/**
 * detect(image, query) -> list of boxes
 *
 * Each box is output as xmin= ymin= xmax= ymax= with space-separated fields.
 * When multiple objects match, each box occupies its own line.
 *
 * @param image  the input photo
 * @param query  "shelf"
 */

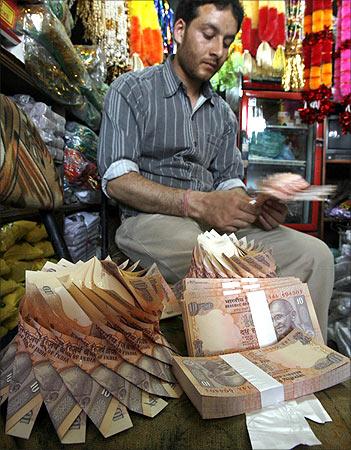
xmin=326 ymin=159 xmax=351 ymax=164
xmin=323 ymin=217 xmax=351 ymax=223
xmin=248 ymin=158 xmax=307 ymax=166
xmin=0 ymin=203 xmax=100 ymax=224
xmin=0 ymin=46 xmax=52 ymax=104
xmin=265 ymin=124 xmax=309 ymax=131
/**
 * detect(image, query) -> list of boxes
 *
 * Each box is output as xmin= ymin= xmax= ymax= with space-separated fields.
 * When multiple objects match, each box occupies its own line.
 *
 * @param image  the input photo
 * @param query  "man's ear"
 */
xmin=173 ymin=19 xmax=186 ymax=45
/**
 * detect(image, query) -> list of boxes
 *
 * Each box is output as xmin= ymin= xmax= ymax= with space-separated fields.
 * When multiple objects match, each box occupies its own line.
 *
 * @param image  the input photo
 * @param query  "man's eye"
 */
xmin=203 ymin=33 xmax=214 ymax=40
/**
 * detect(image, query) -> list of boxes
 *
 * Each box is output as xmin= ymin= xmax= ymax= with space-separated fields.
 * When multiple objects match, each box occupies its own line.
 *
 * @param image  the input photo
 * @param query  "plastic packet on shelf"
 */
xmin=30 ymin=102 xmax=66 ymax=128
xmin=64 ymin=121 xmax=98 ymax=161
xmin=74 ymin=45 xmax=107 ymax=84
xmin=17 ymin=4 xmax=92 ymax=88
xmin=30 ymin=114 xmax=65 ymax=137
xmin=40 ymin=132 xmax=65 ymax=150
xmin=11 ymin=94 xmax=36 ymax=114
xmin=69 ymin=98 xmax=101 ymax=132
xmin=44 ymin=0 xmax=74 ymax=36
xmin=16 ymin=4 xmax=103 ymax=111
xmin=22 ymin=36 xmax=83 ymax=106
xmin=64 ymin=147 xmax=100 ymax=190
xmin=47 ymin=146 xmax=64 ymax=164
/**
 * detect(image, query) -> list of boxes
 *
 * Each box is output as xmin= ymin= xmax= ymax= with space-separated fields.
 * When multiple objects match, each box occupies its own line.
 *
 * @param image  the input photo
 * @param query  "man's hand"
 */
xmin=256 ymin=199 xmax=288 ymax=230
xmin=189 ymin=188 xmax=260 ymax=233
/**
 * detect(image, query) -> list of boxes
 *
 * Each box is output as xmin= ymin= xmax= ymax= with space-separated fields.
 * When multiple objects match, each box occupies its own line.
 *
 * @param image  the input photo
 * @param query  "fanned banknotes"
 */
xmin=1 ymin=257 xmax=181 ymax=444
xmin=186 ymin=229 xmax=277 ymax=279
xmin=172 ymin=329 xmax=350 ymax=419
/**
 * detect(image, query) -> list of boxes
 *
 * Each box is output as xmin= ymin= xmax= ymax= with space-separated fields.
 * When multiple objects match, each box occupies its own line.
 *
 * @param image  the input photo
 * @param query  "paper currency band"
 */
xmin=220 ymin=353 xmax=285 ymax=408
xmin=182 ymin=189 xmax=192 ymax=217
xmin=246 ymin=290 xmax=277 ymax=347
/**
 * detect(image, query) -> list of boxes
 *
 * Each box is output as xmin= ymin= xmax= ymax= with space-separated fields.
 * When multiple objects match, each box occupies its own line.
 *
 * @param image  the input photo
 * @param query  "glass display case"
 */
xmin=240 ymin=90 xmax=323 ymax=233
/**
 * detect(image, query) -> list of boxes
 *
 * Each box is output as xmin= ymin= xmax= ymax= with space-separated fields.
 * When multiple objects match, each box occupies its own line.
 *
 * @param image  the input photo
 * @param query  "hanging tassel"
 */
xmin=272 ymin=45 xmax=286 ymax=74
xmin=282 ymin=40 xmax=305 ymax=91
xmin=256 ymin=41 xmax=273 ymax=68
xmin=242 ymin=49 xmax=253 ymax=74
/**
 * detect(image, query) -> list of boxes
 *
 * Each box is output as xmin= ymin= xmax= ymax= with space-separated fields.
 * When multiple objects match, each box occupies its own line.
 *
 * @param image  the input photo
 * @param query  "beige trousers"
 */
xmin=116 ymin=214 xmax=334 ymax=341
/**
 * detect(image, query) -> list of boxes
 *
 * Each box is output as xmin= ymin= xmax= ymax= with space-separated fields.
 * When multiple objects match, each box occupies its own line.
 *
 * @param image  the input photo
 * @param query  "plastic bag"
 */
xmin=64 ymin=121 xmax=99 ymax=161
xmin=44 ymin=0 xmax=74 ymax=36
xmin=23 ymin=36 xmax=83 ymax=106
xmin=64 ymin=148 xmax=100 ymax=190
xmin=70 ymin=98 xmax=102 ymax=131
xmin=75 ymin=45 xmax=107 ymax=84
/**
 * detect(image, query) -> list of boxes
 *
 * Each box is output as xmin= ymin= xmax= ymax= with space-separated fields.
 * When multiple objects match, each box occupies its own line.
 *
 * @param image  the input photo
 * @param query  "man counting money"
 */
xmin=98 ymin=0 xmax=333 ymax=341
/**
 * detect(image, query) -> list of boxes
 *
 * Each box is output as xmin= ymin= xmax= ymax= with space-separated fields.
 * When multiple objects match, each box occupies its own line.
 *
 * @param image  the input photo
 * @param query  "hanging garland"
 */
xmin=241 ymin=1 xmax=286 ymax=79
xmin=76 ymin=0 xmax=130 ymax=82
xmin=333 ymin=0 xmax=351 ymax=134
xmin=299 ymin=0 xmax=334 ymax=123
xmin=128 ymin=0 xmax=164 ymax=67
xmin=282 ymin=0 xmax=305 ymax=91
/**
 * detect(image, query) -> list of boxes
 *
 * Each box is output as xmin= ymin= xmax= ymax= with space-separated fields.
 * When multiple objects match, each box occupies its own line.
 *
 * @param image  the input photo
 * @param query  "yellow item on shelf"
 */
xmin=33 ymin=241 xmax=55 ymax=258
xmin=0 ymin=258 xmax=10 ymax=276
xmin=0 ymin=326 xmax=8 ymax=338
xmin=1 ymin=285 xmax=25 ymax=309
xmin=2 ymin=311 xmax=19 ymax=331
xmin=0 ymin=220 xmax=37 ymax=252
xmin=6 ymin=260 xmax=45 ymax=283
xmin=3 ymin=242 xmax=44 ymax=261
xmin=0 ymin=278 xmax=19 ymax=297
xmin=25 ymin=223 xmax=48 ymax=243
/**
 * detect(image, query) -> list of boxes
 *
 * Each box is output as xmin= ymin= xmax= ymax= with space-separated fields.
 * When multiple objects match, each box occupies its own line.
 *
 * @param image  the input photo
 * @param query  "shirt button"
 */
xmin=194 ymin=141 xmax=197 ymax=146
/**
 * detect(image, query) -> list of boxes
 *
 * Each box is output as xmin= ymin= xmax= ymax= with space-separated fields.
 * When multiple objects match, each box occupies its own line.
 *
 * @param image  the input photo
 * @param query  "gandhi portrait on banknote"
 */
xmin=183 ymin=359 xmax=246 ymax=389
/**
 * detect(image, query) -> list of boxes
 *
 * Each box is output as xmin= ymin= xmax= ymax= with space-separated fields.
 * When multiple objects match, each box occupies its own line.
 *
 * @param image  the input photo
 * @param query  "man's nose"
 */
xmin=210 ymin=37 xmax=225 ymax=58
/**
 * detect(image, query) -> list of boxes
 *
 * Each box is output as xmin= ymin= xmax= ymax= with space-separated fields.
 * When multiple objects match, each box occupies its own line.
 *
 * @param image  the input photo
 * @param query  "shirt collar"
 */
xmin=162 ymin=56 xmax=215 ymax=105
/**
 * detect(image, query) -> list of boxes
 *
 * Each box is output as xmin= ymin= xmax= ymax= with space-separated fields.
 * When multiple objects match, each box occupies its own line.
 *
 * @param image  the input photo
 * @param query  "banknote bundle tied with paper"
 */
xmin=172 ymin=330 xmax=350 ymax=419
xmin=0 ymin=257 xmax=182 ymax=444
xmin=174 ymin=230 xmax=350 ymax=420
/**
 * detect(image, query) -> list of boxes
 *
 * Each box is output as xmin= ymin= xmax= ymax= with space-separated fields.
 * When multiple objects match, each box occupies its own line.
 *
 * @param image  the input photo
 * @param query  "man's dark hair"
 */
xmin=174 ymin=0 xmax=244 ymax=30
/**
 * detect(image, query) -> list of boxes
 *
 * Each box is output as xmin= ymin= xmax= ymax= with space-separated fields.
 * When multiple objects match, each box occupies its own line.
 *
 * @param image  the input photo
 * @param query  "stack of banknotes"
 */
xmin=0 ymin=257 xmax=182 ymax=444
xmin=172 ymin=329 xmax=350 ymax=419
xmin=186 ymin=229 xmax=277 ymax=279
xmin=181 ymin=276 xmax=323 ymax=356
xmin=173 ymin=230 xmax=350 ymax=419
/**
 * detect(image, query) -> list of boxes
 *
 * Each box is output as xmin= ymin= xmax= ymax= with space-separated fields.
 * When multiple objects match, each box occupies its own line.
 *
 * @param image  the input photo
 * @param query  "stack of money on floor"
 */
xmin=0 ymin=257 xmax=182 ymax=444
xmin=174 ymin=230 xmax=350 ymax=419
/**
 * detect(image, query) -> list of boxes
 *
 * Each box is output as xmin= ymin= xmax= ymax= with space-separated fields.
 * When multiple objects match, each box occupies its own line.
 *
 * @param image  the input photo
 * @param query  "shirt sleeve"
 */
xmin=97 ymin=76 xmax=143 ymax=180
xmin=209 ymin=101 xmax=245 ymax=190
xmin=101 ymin=159 xmax=139 ymax=197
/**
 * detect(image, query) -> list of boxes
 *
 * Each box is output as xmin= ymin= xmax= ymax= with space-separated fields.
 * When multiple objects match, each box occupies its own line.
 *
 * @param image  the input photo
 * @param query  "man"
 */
xmin=98 ymin=0 xmax=333 ymax=341
xmin=183 ymin=358 xmax=246 ymax=388
xmin=269 ymin=299 xmax=298 ymax=340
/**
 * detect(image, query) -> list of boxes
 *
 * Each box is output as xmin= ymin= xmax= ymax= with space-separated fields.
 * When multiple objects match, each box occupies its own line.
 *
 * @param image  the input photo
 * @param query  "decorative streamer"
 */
xmin=299 ymin=0 xmax=335 ymax=124
xmin=76 ymin=0 xmax=130 ymax=82
xmin=282 ymin=0 xmax=305 ymax=91
xmin=334 ymin=0 xmax=351 ymax=133
xmin=128 ymin=0 xmax=164 ymax=66
xmin=242 ymin=0 xmax=286 ymax=79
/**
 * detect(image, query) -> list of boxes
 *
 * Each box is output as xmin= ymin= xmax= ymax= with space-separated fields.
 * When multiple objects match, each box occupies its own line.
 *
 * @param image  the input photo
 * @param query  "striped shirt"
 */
xmin=97 ymin=56 xmax=245 ymax=219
